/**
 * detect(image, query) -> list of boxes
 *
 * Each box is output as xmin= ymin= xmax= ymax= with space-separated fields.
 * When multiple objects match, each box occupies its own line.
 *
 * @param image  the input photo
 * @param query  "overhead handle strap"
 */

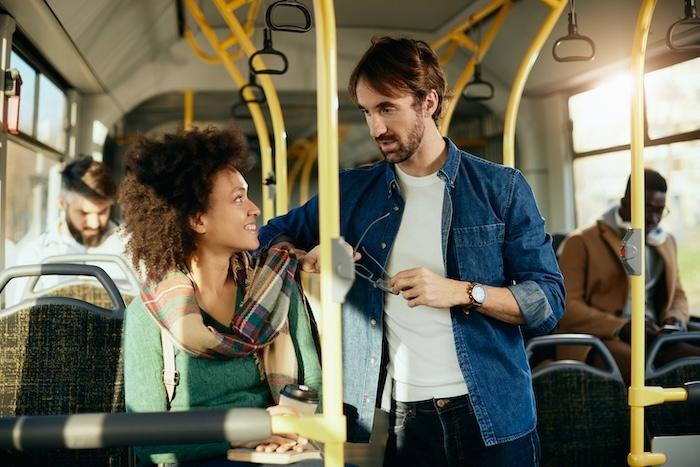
xmin=462 ymin=63 xmax=495 ymax=101
xmin=239 ymin=71 xmax=266 ymax=105
xmin=666 ymin=0 xmax=700 ymax=51
xmin=552 ymin=0 xmax=596 ymax=62
xmin=265 ymin=0 xmax=312 ymax=33
xmin=230 ymin=101 xmax=253 ymax=120
xmin=249 ymin=28 xmax=289 ymax=75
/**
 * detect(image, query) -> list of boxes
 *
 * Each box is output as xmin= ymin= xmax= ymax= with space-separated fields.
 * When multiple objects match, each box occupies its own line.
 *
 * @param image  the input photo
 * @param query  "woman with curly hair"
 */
xmin=120 ymin=126 xmax=321 ymax=466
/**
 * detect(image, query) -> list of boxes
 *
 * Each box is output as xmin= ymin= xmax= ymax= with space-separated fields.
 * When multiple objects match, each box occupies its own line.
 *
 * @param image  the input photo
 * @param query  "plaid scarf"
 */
xmin=141 ymin=247 xmax=302 ymax=402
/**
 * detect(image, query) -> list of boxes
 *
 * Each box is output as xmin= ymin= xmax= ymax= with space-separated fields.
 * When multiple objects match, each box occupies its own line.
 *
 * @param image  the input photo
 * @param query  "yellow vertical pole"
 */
xmin=184 ymin=0 xmax=275 ymax=222
xmin=502 ymin=0 xmax=566 ymax=167
xmin=627 ymin=2 xmax=663 ymax=466
xmin=213 ymin=0 xmax=289 ymax=216
xmin=183 ymin=90 xmax=194 ymax=131
xmin=314 ymin=0 xmax=345 ymax=465
xmin=438 ymin=0 xmax=512 ymax=134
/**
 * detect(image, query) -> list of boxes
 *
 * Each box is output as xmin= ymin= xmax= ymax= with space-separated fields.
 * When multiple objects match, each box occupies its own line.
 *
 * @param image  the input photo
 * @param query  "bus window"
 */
xmin=3 ymin=140 xmax=61 ymax=266
xmin=645 ymin=57 xmax=700 ymax=139
xmin=568 ymin=75 xmax=632 ymax=154
xmin=36 ymin=75 xmax=68 ymax=152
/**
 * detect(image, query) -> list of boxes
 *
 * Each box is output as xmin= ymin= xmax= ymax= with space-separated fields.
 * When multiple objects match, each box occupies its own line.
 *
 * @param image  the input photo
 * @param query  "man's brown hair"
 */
xmin=348 ymin=36 xmax=448 ymax=124
xmin=61 ymin=156 xmax=117 ymax=202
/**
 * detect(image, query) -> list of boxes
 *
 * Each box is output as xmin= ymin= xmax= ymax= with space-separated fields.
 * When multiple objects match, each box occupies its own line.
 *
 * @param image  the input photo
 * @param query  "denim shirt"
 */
xmin=258 ymin=138 xmax=565 ymax=446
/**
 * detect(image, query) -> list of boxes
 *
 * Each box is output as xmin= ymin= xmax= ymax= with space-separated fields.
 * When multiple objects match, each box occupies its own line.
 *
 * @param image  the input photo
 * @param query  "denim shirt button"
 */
xmin=393 ymin=205 xmax=399 ymax=211
xmin=380 ymin=242 xmax=387 ymax=249
xmin=370 ymin=319 xmax=377 ymax=327
xmin=364 ymin=396 xmax=371 ymax=404
xmin=369 ymin=357 xmax=376 ymax=365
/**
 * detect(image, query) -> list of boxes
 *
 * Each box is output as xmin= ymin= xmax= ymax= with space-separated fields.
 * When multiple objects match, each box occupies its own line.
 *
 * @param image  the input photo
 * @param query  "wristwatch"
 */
xmin=465 ymin=282 xmax=486 ymax=310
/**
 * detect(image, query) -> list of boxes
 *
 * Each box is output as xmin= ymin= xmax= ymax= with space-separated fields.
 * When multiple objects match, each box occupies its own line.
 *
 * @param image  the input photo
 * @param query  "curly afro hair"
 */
xmin=119 ymin=126 xmax=253 ymax=280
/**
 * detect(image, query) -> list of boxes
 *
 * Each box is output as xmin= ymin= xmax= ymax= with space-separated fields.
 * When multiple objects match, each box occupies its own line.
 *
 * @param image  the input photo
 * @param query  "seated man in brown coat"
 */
xmin=558 ymin=168 xmax=698 ymax=383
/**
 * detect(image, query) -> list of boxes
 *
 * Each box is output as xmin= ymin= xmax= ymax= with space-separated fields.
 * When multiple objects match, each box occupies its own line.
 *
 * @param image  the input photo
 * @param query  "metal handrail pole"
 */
xmin=0 ymin=409 xmax=270 ymax=450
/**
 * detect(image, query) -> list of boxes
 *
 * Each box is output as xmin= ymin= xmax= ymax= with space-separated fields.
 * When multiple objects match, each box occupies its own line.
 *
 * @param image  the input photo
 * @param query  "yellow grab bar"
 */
xmin=436 ymin=0 xmax=512 ymax=134
xmin=502 ymin=0 xmax=566 ymax=168
xmin=184 ymin=0 xmax=275 ymax=222
xmin=213 ymin=0 xmax=289 ymax=216
xmin=183 ymin=90 xmax=194 ymax=131
xmin=627 ymin=2 xmax=673 ymax=466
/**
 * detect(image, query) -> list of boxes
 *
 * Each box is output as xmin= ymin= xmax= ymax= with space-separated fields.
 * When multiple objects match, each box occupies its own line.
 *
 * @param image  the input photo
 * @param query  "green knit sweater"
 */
xmin=123 ymin=285 xmax=321 ymax=464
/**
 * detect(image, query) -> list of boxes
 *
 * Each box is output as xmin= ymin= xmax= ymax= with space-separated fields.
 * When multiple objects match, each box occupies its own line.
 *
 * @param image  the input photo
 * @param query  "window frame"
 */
xmin=568 ymin=51 xmax=700 ymax=160
xmin=11 ymin=32 xmax=71 ymax=156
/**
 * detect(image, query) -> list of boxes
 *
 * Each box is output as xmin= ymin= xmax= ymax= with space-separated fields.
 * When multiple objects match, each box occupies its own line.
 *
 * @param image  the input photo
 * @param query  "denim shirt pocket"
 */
xmin=452 ymin=223 xmax=505 ymax=282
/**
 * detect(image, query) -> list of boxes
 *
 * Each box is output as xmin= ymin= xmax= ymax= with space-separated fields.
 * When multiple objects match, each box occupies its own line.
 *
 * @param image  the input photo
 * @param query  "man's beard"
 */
xmin=376 ymin=115 xmax=425 ymax=164
xmin=66 ymin=215 xmax=103 ymax=247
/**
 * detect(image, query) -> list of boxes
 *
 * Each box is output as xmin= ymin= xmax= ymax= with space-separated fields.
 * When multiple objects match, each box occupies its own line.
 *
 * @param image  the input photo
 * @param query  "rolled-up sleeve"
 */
xmin=258 ymin=195 xmax=320 ymax=252
xmin=503 ymin=171 xmax=565 ymax=335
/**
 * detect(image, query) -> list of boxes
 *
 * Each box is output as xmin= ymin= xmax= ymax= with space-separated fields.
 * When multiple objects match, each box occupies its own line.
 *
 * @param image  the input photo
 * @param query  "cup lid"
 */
xmin=280 ymin=383 xmax=319 ymax=403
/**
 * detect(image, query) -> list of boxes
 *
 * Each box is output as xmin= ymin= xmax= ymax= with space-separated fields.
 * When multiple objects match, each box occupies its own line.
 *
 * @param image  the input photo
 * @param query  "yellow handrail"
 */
xmin=432 ymin=0 xmax=507 ymax=51
xmin=213 ymin=0 xmax=289 ymax=216
xmin=287 ymin=137 xmax=317 ymax=202
xmin=273 ymin=2 xmax=346 ymax=465
xmin=183 ymin=0 xmax=275 ymax=222
xmin=434 ymin=0 xmax=512 ymax=134
xmin=184 ymin=28 xmax=246 ymax=63
xmin=502 ymin=0 xmax=566 ymax=168
xmin=626 ymin=2 xmax=680 ymax=466
xmin=299 ymin=145 xmax=316 ymax=205
xmin=183 ymin=90 xmax=194 ymax=131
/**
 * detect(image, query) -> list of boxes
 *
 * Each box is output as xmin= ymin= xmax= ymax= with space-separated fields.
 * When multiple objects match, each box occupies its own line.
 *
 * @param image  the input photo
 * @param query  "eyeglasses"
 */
xmin=645 ymin=205 xmax=670 ymax=218
xmin=352 ymin=212 xmax=399 ymax=295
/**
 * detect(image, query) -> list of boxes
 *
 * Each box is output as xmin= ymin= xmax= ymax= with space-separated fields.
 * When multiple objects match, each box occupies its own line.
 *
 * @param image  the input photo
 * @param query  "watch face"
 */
xmin=472 ymin=284 xmax=486 ymax=304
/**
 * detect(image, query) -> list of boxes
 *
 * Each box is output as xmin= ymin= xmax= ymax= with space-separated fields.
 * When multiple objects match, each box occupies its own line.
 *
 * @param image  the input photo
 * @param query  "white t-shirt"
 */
xmin=6 ymin=220 xmax=130 ymax=305
xmin=383 ymin=166 xmax=468 ymax=402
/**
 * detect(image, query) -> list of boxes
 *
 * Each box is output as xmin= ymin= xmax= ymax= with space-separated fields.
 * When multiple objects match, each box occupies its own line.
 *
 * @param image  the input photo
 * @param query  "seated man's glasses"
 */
xmin=352 ymin=212 xmax=399 ymax=295
xmin=645 ymin=205 xmax=670 ymax=218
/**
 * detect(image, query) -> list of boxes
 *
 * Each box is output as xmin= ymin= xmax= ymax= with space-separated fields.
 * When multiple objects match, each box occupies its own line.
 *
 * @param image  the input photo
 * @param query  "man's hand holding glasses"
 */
xmin=389 ymin=267 xmax=470 ymax=309
xmin=272 ymin=241 xmax=361 ymax=273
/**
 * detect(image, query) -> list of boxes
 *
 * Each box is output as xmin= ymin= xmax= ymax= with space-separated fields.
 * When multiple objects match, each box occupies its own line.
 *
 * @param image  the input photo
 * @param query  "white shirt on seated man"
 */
xmin=6 ymin=156 xmax=133 ymax=306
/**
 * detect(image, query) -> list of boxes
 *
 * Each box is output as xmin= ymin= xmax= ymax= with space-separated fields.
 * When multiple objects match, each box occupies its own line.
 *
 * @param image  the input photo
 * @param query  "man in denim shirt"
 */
xmin=259 ymin=37 xmax=564 ymax=467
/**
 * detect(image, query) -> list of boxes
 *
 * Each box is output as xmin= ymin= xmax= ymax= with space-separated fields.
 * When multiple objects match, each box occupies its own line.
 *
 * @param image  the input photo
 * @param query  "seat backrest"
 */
xmin=0 ymin=264 xmax=128 ymax=466
xmin=646 ymin=332 xmax=700 ymax=437
xmin=550 ymin=232 xmax=567 ymax=258
xmin=527 ymin=334 xmax=628 ymax=467
xmin=23 ymin=253 xmax=141 ymax=303
xmin=45 ymin=281 xmax=134 ymax=307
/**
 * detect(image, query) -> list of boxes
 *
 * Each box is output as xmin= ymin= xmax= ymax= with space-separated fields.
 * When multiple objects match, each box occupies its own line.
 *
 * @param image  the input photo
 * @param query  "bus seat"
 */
xmin=688 ymin=316 xmax=700 ymax=332
xmin=45 ymin=281 xmax=134 ymax=307
xmin=646 ymin=332 xmax=700 ymax=437
xmin=527 ymin=334 xmax=628 ymax=467
xmin=0 ymin=264 xmax=128 ymax=466
xmin=550 ymin=232 xmax=567 ymax=258
xmin=25 ymin=253 xmax=140 ymax=304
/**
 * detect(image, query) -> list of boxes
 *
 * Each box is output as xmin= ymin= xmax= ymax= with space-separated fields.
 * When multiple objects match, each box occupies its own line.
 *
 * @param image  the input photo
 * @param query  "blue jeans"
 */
xmin=384 ymin=395 xmax=540 ymax=467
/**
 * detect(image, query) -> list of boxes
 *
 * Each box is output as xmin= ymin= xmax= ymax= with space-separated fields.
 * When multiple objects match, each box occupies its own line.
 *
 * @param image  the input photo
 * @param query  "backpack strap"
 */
xmin=160 ymin=329 xmax=179 ymax=410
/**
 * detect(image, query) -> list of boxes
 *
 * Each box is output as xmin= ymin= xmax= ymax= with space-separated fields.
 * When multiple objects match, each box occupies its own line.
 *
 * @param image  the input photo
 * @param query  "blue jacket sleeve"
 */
xmin=503 ymin=171 xmax=565 ymax=335
xmin=258 ymin=195 xmax=321 ymax=252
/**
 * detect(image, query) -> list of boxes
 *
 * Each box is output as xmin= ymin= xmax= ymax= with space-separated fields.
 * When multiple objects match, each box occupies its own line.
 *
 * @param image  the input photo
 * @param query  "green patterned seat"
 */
xmin=0 ymin=264 xmax=128 ymax=466
xmin=528 ymin=334 xmax=628 ymax=467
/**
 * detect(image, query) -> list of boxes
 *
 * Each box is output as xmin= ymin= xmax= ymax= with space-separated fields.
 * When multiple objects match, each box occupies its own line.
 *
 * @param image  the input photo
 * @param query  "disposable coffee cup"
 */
xmin=279 ymin=384 xmax=319 ymax=414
